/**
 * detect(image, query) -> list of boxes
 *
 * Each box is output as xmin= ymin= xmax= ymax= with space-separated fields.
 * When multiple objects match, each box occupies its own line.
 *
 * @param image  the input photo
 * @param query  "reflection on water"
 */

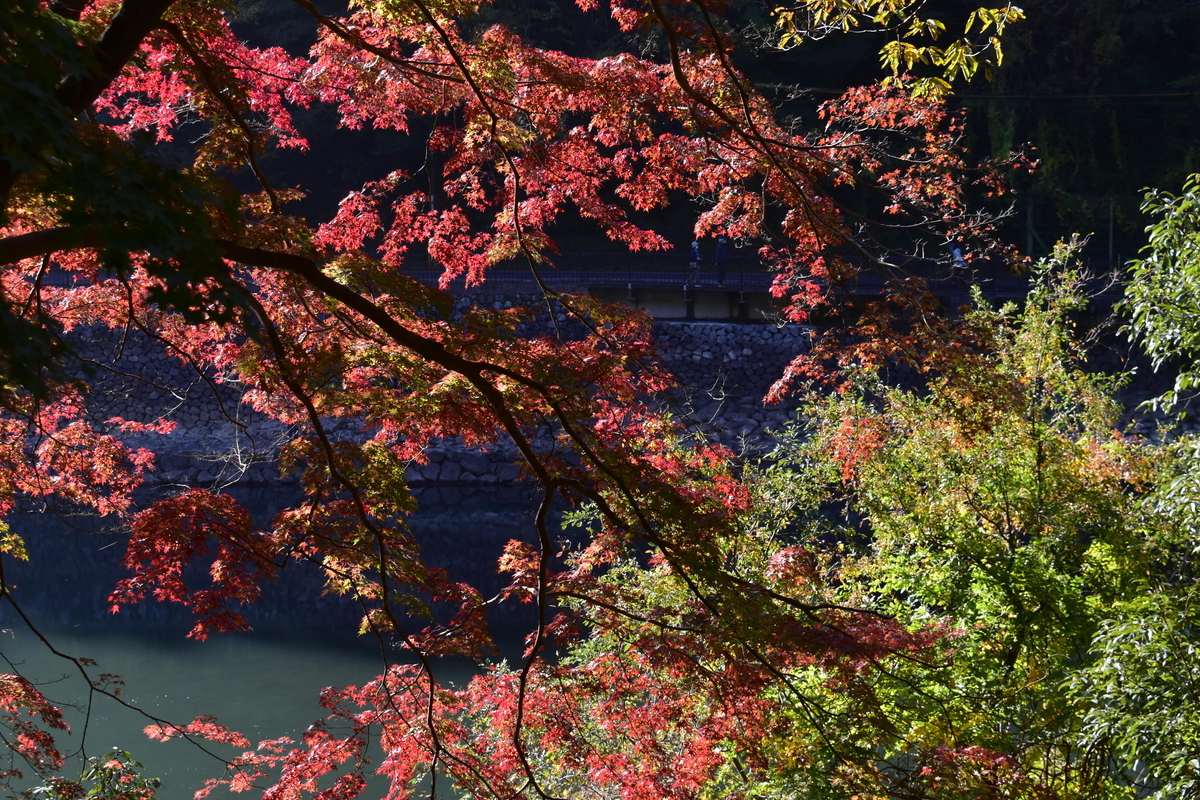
xmin=1 ymin=486 xmax=560 ymax=796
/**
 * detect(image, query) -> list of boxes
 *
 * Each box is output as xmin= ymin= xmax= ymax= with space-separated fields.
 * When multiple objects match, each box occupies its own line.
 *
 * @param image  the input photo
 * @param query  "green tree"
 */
xmin=747 ymin=251 xmax=1175 ymax=797
xmin=1072 ymin=592 xmax=1200 ymax=799
xmin=441 ymin=248 xmax=1200 ymax=799
xmin=1125 ymin=173 xmax=1200 ymax=404
xmin=27 ymin=749 xmax=163 ymax=800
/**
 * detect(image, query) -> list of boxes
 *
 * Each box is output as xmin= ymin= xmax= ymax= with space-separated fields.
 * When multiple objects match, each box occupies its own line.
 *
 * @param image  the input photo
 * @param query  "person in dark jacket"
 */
xmin=715 ymin=234 xmax=729 ymax=285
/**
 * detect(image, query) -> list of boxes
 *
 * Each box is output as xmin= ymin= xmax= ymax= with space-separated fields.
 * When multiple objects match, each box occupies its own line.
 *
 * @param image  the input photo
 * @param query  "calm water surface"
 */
xmin=3 ymin=486 xmax=556 ymax=796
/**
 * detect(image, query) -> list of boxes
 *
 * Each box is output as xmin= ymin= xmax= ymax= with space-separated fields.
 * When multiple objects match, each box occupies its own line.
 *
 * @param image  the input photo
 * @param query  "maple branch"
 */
xmin=114 ymin=277 xmax=258 ymax=481
xmin=549 ymin=590 xmax=704 ymax=632
xmin=0 ymin=228 xmax=644 ymax=545
xmin=286 ymin=0 xmax=466 ymax=86
xmin=158 ymin=21 xmax=280 ymax=213
xmin=393 ymin=6 xmax=691 ymax=560
xmin=219 ymin=251 xmax=658 ymax=793
xmin=403 ymin=0 xmax=574 ymax=348
xmin=225 ymin=277 xmax=473 ymax=786
xmin=56 ymin=0 xmax=178 ymax=114
xmin=670 ymin=7 xmax=992 ymax=382
xmin=216 ymin=242 xmax=720 ymax=798
xmin=647 ymin=0 xmax=951 ymax=309
xmin=647 ymin=0 xmax=816 ymax=160
xmin=512 ymin=482 xmax=568 ymax=800
xmin=642 ymin=0 xmax=906 ymax=332
xmin=19 ymin=254 xmax=50 ymax=319
xmin=216 ymin=241 xmax=608 ymax=505
xmin=0 ymin=227 xmax=89 ymax=265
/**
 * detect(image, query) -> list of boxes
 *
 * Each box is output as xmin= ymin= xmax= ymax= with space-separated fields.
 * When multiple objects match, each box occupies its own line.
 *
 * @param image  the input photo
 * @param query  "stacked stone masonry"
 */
xmin=57 ymin=290 xmax=1185 ymax=489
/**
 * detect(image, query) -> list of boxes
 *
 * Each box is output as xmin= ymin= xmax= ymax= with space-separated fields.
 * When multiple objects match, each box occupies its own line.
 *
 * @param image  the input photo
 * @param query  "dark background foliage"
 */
xmin=230 ymin=0 xmax=1200 ymax=263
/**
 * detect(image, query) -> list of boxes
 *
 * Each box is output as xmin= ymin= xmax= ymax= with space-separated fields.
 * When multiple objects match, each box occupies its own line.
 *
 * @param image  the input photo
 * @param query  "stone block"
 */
xmin=162 ymin=453 xmax=190 ymax=471
xmin=495 ymin=463 xmax=523 ymax=483
xmin=460 ymin=452 xmax=491 ymax=475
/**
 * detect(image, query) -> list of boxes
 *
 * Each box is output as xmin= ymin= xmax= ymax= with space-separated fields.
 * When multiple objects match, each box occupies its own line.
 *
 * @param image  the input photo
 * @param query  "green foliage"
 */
xmin=1065 ymin=427 xmax=1200 ymax=798
xmin=75 ymin=750 xmax=160 ymax=800
xmin=1073 ymin=594 xmax=1200 ymax=800
xmin=752 ymin=251 xmax=1171 ymax=797
xmin=0 ymin=0 xmax=92 ymax=190
xmin=1125 ymin=173 xmax=1200 ymax=405
xmin=22 ymin=748 xmax=160 ymax=800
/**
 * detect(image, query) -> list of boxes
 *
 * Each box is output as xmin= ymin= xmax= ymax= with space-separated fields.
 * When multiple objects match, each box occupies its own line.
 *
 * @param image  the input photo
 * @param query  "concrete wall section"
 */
xmin=590 ymin=286 xmax=786 ymax=321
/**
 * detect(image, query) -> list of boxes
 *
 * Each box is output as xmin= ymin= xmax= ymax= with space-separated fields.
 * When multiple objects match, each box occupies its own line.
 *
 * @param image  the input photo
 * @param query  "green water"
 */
xmin=1 ymin=624 xmax=396 ymax=795
xmin=1 ymin=486 xmax=555 ymax=797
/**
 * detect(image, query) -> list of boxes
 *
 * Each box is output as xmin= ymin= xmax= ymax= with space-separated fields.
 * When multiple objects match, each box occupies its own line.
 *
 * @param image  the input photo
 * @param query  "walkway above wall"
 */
xmin=411 ymin=255 xmax=1128 ymax=321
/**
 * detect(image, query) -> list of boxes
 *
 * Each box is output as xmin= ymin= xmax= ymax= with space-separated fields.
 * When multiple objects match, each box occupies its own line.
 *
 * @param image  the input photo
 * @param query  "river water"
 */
xmin=2 ymin=486 xmax=558 ymax=797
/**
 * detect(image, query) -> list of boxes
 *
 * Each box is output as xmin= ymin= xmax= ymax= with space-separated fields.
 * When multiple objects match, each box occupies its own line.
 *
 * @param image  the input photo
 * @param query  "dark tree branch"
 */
xmin=47 ymin=0 xmax=87 ymax=21
xmin=286 ymin=0 xmax=466 ymax=86
xmin=0 ymin=227 xmax=85 ymax=265
xmin=158 ymin=21 xmax=280 ymax=212
xmin=56 ymin=0 xmax=178 ymax=114
xmin=1 ymin=0 xmax=174 ymax=210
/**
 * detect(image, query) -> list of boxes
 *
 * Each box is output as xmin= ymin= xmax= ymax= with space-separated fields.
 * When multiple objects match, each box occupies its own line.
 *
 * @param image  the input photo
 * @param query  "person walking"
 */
xmin=688 ymin=240 xmax=701 ymax=288
xmin=949 ymin=241 xmax=967 ymax=271
xmin=715 ymin=234 xmax=729 ymax=286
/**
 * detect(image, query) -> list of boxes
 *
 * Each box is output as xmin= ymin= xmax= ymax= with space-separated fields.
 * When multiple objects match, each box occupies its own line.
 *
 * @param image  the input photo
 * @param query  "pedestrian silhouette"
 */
xmin=715 ymin=235 xmax=728 ymax=286
xmin=949 ymin=242 xmax=967 ymax=271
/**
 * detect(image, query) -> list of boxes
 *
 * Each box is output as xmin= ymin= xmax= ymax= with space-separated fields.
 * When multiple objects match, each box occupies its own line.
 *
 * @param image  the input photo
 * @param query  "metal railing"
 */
xmin=408 ymin=252 xmax=1130 ymax=304
xmin=23 ymin=252 xmax=1130 ymax=304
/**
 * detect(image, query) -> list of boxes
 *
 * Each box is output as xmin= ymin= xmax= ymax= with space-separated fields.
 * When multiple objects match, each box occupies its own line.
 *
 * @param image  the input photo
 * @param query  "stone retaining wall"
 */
xmin=62 ymin=295 xmax=817 ymax=488
xmin=58 ymin=290 xmax=1183 ymax=489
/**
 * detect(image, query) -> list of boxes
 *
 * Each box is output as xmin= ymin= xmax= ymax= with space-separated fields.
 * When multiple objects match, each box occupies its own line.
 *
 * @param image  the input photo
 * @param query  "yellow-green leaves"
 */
xmin=965 ymin=5 xmax=1023 ymax=36
xmin=773 ymin=2 xmax=1025 ymax=97
xmin=0 ymin=522 xmax=26 ymax=561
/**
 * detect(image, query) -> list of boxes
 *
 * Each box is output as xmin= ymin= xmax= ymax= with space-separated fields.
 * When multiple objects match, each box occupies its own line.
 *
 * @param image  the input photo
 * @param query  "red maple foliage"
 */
xmin=0 ymin=0 xmax=1026 ymax=794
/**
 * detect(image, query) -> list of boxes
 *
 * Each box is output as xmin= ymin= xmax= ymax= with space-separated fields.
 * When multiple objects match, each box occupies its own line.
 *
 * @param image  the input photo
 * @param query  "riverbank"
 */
xmin=65 ymin=312 xmax=815 ymax=487
xmin=59 ymin=289 xmax=1181 ymax=489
